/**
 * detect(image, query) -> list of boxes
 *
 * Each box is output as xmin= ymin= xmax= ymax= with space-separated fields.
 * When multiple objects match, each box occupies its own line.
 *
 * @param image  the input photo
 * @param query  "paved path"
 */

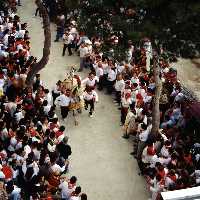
xmin=18 ymin=1 xmax=148 ymax=200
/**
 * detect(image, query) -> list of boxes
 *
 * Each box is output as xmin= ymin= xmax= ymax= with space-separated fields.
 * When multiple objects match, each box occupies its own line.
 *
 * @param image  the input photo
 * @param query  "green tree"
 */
xmin=66 ymin=0 xmax=200 ymax=58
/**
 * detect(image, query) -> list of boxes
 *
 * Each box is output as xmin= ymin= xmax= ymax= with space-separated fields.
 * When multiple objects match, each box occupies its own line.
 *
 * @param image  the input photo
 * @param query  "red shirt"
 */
xmin=55 ymin=131 xmax=63 ymax=138
xmin=2 ymin=165 xmax=13 ymax=180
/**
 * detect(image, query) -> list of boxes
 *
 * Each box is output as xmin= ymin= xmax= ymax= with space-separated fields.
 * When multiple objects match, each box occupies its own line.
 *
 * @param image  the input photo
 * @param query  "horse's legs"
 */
xmin=73 ymin=110 xmax=79 ymax=126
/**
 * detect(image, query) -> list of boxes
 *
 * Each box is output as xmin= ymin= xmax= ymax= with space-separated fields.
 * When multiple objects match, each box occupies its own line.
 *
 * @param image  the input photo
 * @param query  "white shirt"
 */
xmin=51 ymin=163 xmax=65 ymax=174
xmin=115 ymin=79 xmax=125 ymax=92
xmin=47 ymin=141 xmax=56 ymax=152
xmin=0 ymin=78 xmax=5 ymax=89
xmin=116 ymin=65 xmax=125 ymax=73
xmin=17 ymin=29 xmax=26 ymax=38
xmin=121 ymin=97 xmax=131 ymax=108
xmin=63 ymin=33 xmax=74 ymax=45
xmin=139 ymin=129 xmax=149 ymax=142
xmin=149 ymin=177 xmax=164 ymax=200
xmin=24 ymin=145 xmax=31 ymax=159
xmin=79 ymin=46 xmax=88 ymax=58
xmin=70 ymin=196 xmax=80 ymax=200
xmin=102 ymin=63 xmax=109 ymax=74
xmin=14 ymin=111 xmax=24 ymax=122
xmin=44 ymin=93 xmax=52 ymax=105
xmin=107 ymin=69 xmax=116 ymax=81
xmin=82 ymin=77 xmax=98 ymax=87
xmin=83 ymin=90 xmax=98 ymax=102
xmin=87 ymin=45 xmax=92 ymax=54
xmin=44 ymin=105 xmax=51 ymax=114
xmin=3 ymin=34 xmax=9 ymax=46
xmin=144 ymin=95 xmax=152 ymax=103
xmin=55 ymin=94 xmax=71 ymax=107
xmin=59 ymin=181 xmax=76 ymax=199
xmin=160 ymin=145 xmax=170 ymax=158
xmin=95 ymin=67 xmax=103 ymax=78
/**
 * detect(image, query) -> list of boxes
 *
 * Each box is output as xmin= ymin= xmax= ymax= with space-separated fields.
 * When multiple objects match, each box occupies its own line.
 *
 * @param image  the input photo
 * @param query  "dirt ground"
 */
xmin=174 ymin=58 xmax=200 ymax=99
xmin=18 ymin=1 xmax=149 ymax=200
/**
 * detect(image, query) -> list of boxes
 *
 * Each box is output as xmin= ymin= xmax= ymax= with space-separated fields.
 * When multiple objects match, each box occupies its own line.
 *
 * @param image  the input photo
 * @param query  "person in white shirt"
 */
xmin=83 ymin=88 xmax=98 ymax=117
xmin=55 ymin=90 xmax=71 ymax=120
xmin=62 ymin=31 xmax=74 ymax=56
xmin=78 ymin=43 xmax=89 ymax=72
xmin=59 ymin=176 xmax=77 ymax=200
xmin=95 ymin=62 xmax=104 ymax=90
xmin=114 ymin=74 xmax=125 ymax=106
xmin=160 ymin=140 xmax=171 ymax=158
xmin=76 ymin=32 xmax=88 ymax=48
xmin=106 ymin=67 xmax=116 ymax=94
xmin=116 ymin=62 xmax=125 ymax=74
xmin=43 ymin=100 xmax=51 ymax=115
xmin=51 ymin=162 xmax=65 ymax=174
xmin=120 ymin=92 xmax=132 ymax=126
xmin=14 ymin=104 xmax=24 ymax=122
xmin=82 ymin=72 xmax=98 ymax=90
xmin=136 ymin=123 xmax=150 ymax=160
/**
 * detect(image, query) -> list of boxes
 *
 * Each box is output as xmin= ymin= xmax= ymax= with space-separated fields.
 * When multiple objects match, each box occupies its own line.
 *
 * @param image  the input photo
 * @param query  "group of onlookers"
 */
xmin=0 ymin=2 xmax=88 ymax=200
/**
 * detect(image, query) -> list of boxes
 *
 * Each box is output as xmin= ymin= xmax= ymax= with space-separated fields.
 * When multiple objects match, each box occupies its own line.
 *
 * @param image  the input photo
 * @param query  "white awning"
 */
xmin=161 ymin=186 xmax=200 ymax=200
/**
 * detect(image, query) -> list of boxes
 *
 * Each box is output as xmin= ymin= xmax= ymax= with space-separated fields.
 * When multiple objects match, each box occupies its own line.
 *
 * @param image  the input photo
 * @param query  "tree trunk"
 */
xmin=151 ymin=56 xmax=162 ymax=136
xmin=26 ymin=0 xmax=51 ymax=86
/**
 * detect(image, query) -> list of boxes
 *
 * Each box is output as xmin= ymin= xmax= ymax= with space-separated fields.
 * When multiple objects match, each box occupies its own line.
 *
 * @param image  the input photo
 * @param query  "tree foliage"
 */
xmin=65 ymin=0 xmax=200 ymax=59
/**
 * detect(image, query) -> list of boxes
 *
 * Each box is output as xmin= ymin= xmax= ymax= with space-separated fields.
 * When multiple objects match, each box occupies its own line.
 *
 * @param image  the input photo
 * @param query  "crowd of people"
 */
xmin=52 ymin=6 xmax=200 ymax=200
xmin=0 ymin=1 xmax=200 ymax=200
xmin=0 ymin=2 xmax=88 ymax=200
